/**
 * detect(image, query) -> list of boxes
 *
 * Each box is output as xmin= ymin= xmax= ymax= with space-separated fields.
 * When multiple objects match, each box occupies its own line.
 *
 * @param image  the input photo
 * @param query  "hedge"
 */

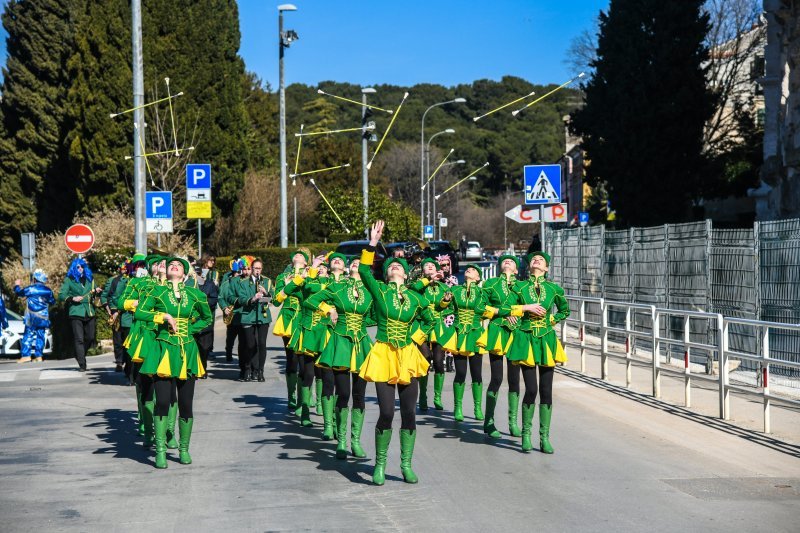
xmin=216 ymin=243 xmax=337 ymax=280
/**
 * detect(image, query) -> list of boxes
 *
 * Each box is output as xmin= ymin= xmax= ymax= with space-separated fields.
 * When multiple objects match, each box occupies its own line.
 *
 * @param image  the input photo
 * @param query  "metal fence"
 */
xmin=546 ymin=218 xmax=800 ymax=378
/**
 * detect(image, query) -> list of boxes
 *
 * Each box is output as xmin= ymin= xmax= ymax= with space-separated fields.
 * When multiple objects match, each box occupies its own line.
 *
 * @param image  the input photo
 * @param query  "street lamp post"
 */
xmin=362 ymin=87 xmax=376 ymax=236
xmin=420 ymin=98 xmax=466 ymax=238
xmin=278 ymin=4 xmax=298 ymax=248
xmin=427 ymin=128 xmax=455 ymax=228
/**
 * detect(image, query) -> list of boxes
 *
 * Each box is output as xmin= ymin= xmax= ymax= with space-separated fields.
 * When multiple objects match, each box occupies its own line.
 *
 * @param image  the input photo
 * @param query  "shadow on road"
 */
xmin=234 ymin=393 xmax=378 ymax=485
xmin=84 ymin=408 xmax=152 ymax=466
xmin=558 ymin=367 xmax=800 ymax=459
xmin=88 ymin=368 xmax=131 ymax=387
xmin=417 ymin=409 xmax=522 ymax=452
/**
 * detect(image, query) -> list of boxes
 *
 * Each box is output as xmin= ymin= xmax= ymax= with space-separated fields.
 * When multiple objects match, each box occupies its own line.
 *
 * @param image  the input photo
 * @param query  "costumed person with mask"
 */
xmin=13 ymin=270 xmax=55 ymax=363
xmin=136 ymin=257 xmax=212 ymax=469
xmin=234 ymin=257 xmax=273 ymax=382
xmin=218 ymin=258 xmax=243 ymax=363
xmin=477 ymin=254 xmax=523 ymax=438
xmin=412 ymin=258 xmax=456 ymax=411
xmin=437 ymin=254 xmax=459 ymax=373
xmin=272 ymin=249 xmax=310 ymax=412
xmin=358 ymin=220 xmax=434 ymax=485
xmin=448 ymin=264 xmax=499 ymax=423
xmin=58 ymin=258 xmax=102 ymax=371
xmin=499 ymin=251 xmax=570 ymax=453
xmin=101 ymin=258 xmax=134 ymax=376
xmin=304 ymin=253 xmax=373 ymax=456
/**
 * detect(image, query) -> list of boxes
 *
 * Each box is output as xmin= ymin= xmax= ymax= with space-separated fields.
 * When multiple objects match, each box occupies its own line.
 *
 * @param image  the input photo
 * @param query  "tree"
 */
xmin=571 ymin=0 xmax=715 ymax=226
xmin=317 ymin=185 xmax=420 ymax=242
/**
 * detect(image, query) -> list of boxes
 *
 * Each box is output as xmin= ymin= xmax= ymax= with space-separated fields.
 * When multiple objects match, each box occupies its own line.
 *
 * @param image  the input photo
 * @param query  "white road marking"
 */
xmin=39 ymin=370 xmax=81 ymax=380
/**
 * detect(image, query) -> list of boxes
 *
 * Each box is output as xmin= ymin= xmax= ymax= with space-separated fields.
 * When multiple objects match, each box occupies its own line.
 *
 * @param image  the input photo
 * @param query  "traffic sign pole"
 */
xmin=540 ymin=205 xmax=545 ymax=253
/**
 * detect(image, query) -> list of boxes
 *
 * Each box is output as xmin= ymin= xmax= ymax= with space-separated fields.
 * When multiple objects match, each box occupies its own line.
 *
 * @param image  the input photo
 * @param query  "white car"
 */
xmin=464 ymin=241 xmax=483 ymax=261
xmin=0 ymin=309 xmax=53 ymax=356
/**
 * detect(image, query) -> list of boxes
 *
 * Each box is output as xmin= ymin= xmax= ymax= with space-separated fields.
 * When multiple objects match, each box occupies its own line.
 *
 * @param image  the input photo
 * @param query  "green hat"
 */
xmin=327 ymin=252 xmax=347 ymax=266
xmin=497 ymin=254 xmax=520 ymax=270
xmin=419 ymin=257 xmax=440 ymax=271
xmin=293 ymin=249 xmax=310 ymax=263
xmin=464 ymin=263 xmax=483 ymax=280
xmin=146 ymin=254 xmax=163 ymax=268
xmin=525 ymin=251 xmax=551 ymax=267
xmin=131 ymin=252 xmax=147 ymax=263
xmin=383 ymin=257 xmax=410 ymax=276
xmin=165 ymin=256 xmax=191 ymax=276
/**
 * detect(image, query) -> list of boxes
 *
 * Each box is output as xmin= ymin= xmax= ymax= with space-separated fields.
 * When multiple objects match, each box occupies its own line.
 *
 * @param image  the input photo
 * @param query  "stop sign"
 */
xmin=64 ymin=224 xmax=95 ymax=254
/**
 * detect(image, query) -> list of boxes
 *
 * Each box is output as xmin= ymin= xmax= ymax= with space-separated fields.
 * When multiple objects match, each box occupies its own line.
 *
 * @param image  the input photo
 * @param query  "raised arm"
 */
xmin=358 ymin=220 xmax=386 ymax=301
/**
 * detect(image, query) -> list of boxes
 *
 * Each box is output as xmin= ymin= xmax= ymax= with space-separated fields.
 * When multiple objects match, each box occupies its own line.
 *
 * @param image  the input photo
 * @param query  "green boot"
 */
xmin=483 ymin=390 xmax=501 ymax=438
xmin=508 ymin=391 xmax=522 ymax=437
xmin=315 ymin=379 xmax=323 ymax=416
xmin=399 ymin=429 xmax=419 ymax=484
xmin=142 ymin=398 xmax=155 ymax=448
xmin=373 ymin=428 xmax=392 ymax=486
xmin=321 ymin=396 xmax=335 ymax=440
xmin=294 ymin=379 xmax=303 ymax=417
xmin=433 ymin=373 xmax=445 ymax=410
xmin=350 ymin=408 xmax=367 ymax=458
xmin=300 ymin=386 xmax=313 ymax=427
xmin=453 ymin=382 xmax=466 ymax=421
xmin=335 ymin=407 xmax=349 ymax=460
xmin=539 ymin=404 xmax=554 ymax=454
xmin=472 ymin=382 xmax=485 ymax=420
xmin=166 ymin=402 xmax=179 ymax=450
xmin=418 ymin=374 xmax=429 ymax=411
xmin=153 ymin=415 xmax=168 ymax=469
xmin=136 ymin=391 xmax=145 ymax=436
xmin=286 ymin=373 xmax=298 ymax=411
xmin=521 ymin=403 xmax=535 ymax=452
xmin=333 ymin=394 xmax=340 ymax=440
xmin=178 ymin=417 xmax=194 ymax=464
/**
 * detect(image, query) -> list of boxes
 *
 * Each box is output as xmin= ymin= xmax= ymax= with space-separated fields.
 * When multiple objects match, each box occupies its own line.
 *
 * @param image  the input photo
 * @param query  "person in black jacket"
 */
xmin=194 ymin=265 xmax=219 ymax=378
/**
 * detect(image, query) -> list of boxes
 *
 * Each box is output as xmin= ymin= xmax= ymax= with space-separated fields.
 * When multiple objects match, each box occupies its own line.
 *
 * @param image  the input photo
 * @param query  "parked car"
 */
xmin=0 ymin=308 xmax=53 ymax=357
xmin=335 ymin=240 xmax=388 ymax=280
xmin=464 ymin=241 xmax=483 ymax=261
xmin=425 ymin=240 xmax=460 ymax=274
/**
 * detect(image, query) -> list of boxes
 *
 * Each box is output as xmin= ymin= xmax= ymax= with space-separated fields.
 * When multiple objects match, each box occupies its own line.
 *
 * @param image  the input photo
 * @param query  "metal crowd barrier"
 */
xmin=557 ymin=294 xmax=800 ymax=434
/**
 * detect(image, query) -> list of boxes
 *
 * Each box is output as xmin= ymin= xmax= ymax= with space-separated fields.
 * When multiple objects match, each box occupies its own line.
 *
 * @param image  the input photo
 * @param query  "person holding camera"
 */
xmin=58 ymin=257 xmax=102 ymax=372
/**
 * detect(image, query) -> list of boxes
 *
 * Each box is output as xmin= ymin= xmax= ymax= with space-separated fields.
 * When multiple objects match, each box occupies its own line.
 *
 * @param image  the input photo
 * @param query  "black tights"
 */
xmin=454 ymin=354 xmax=483 ymax=384
xmin=375 ymin=380 xmax=417 ymax=431
xmin=283 ymin=337 xmax=299 ymax=376
xmin=321 ymin=366 xmax=335 ymax=397
xmin=153 ymin=377 xmax=196 ymax=418
xmin=521 ymin=365 xmax=554 ymax=406
xmin=488 ymin=354 xmax=521 ymax=394
xmin=419 ymin=342 xmax=445 ymax=374
xmin=334 ymin=370 xmax=366 ymax=410
xmin=138 ymin=371 xmax=154 ymax=404
xmin=300 ymin=354 xmax=316 ymax=387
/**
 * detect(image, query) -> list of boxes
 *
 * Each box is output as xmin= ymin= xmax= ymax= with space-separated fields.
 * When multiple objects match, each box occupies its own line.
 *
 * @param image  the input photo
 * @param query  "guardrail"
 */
xmin=557 ymin=295 xmax=800 ymax=434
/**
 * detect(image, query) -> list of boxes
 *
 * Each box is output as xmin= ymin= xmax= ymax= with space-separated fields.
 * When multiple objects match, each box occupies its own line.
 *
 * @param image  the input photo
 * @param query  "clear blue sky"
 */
xmin=0 ymin=0 xmax=608 ymax=87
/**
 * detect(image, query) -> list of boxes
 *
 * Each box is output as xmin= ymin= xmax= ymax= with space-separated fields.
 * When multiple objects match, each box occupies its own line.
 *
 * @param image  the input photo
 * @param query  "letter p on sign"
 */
xmin=152 ymin=196 xmax=164 ymax=211
xmin=186 ymin=164 xmax=211 ymax=190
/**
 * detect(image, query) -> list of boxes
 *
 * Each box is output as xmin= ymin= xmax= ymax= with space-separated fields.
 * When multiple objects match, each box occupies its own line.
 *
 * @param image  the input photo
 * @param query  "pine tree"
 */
xmin=570 ymin=0 xmax=715 ymax=226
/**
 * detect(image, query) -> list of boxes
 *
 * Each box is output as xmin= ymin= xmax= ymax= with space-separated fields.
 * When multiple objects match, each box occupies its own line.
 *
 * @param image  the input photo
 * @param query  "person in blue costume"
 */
xmin=14 ymin=270 xmax=56 ymax=363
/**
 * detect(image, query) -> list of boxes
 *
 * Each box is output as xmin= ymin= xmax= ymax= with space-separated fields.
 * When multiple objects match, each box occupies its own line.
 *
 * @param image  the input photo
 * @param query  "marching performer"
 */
xmin=136 ymin=257 xmax=212 ymax=468
xmin=499 ymin=251 xmax=570 ymax=453
xmin=478 ymin=254 xmax=523 ymax=438
xmin=449 ymin=264 xmax=498 ymax=422
xmin=13 ymin=270 xmax=55 ymax=363
xmin=304 ymin=254 xmax=373 ymax=458
xmin=358 ymin=220 xmax=433 ymax=485
xmin=58 ymin=257 xmax=102 ymax=371
xmin=218 ymin=258 xmax=243 ymax=363
xmin=313 ymin=261 xmax=332 ymax=417
xmin=234 ymin=258 xmax=273 ymax=382
xmin=101 ymin=259 xmax=132 ymax=376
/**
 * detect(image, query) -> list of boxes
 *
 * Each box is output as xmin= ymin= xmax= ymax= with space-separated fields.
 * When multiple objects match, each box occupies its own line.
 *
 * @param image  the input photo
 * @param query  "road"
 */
xmin=0 ymin=316 xmax=798 ymax=532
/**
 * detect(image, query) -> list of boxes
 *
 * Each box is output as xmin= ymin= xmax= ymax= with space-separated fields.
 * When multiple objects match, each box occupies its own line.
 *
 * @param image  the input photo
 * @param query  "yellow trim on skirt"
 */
xmin=272 ymin=314 xmax=294 ymax=338
xmin=358 ymin=341 xmax=430 ymax=385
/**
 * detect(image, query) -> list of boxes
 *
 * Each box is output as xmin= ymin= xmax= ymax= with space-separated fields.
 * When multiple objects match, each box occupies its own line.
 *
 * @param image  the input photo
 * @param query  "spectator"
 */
xmin=14 ymin=270 xmax=55 ymax=363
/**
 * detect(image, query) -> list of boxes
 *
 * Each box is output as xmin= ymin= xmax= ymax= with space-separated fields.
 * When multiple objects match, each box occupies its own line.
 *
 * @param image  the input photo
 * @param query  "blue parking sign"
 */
xmin=186 ymin=164 xmax=211 ymax=189
xmin=424 ymin=225 xmax=434 ymax=239
xmin=146 ymin=191 xmax=172 ymax=219
xmin=579 ymin=212 xmax=589 ymax=224
xmin=523 ymin=164 xmax=561 ymax=205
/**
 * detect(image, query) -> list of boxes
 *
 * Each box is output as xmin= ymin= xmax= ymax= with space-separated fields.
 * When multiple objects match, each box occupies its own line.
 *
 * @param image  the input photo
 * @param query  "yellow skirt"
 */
xmin=476 ymin=325 xmax=514 ymax=355
xmin=358 ymin=341 xmax=430 ymax=385
xmin=272 ymin=314 xmax=294 ymax=338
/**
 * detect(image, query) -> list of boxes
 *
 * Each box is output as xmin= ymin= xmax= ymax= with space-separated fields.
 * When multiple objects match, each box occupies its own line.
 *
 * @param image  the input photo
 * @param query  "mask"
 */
xmin=135 ymin=267 xmax=148 ymax=278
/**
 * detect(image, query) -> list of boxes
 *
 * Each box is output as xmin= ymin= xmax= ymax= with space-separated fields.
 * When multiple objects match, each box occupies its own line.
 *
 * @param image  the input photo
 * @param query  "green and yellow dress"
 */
xmin=119 ymin=276 xmax=164 ymax=364
xmin=357 ymin=249 xmax=433 ymax=385
xmin=478 ymin=274 xmax=520 ymax=355
xmin=272 ymin=266 xmax=303 ymax=338
xmin=500 ymin=276 xmax=570 ymax=367
xmin=305 ymin=276 xmax=374 ymax=372
xmin=450 ymin=282 xmax=497 ymax=355
xmin=282 ymin=269 xmax=330 ymax=356
xmin=416 ymin=281 xmax=457 ymax=352
xmin=136 ymin=282 xmax=213 ymax=379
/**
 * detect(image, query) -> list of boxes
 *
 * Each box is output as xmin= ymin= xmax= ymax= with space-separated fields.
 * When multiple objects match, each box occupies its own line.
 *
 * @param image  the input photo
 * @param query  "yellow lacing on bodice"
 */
xmin=289 ymin=296 xmax=300 ymax=308
xmin=457 ymin=308 xmax=476 ymax=327
xmin=386 ymin=317 xmax=410 ymax=342
xmin=344 ymin=312 xmax=364 ymax=332
xmin=169 ymin=317 xmax=190 ymax=338
xmin=530 ymin=318 xmax=547 ymax=328
xmin=311 ymin=311 xmax=324 ymax=327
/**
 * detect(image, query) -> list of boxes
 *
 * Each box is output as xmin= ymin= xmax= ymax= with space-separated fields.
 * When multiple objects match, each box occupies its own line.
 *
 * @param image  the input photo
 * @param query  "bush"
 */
xmin=216 ymin=243 xmax=334 ymax=280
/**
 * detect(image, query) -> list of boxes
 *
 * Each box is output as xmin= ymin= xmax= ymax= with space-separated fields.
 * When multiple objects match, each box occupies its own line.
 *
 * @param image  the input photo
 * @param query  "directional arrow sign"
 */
xmin=505 ymin=204 xmax=569 ymax=224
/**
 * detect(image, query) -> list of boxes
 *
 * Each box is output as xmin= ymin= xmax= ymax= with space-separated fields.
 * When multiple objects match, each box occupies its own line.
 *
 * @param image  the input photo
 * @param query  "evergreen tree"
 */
xmin=570 ymin=0 xmax=715 ymax=226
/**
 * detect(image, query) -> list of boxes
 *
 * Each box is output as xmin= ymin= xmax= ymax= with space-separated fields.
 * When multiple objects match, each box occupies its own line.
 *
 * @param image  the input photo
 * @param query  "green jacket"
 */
xmin=234 ymin=275 xmax=274 ymax=325
xmin=498 ymin=277 xmax=570 ymax=337
xmin=482 ymin=275 xmax=521 ymax=332
xmin=58 ymin=277 xmax=98 ymax=318
xmin=101 ymin=274 xmax=132 ymax=328
xmin=218 ymin=275 xmax=241 ymax=310
xmin=304 ymin=276 xmax=373 ymax=341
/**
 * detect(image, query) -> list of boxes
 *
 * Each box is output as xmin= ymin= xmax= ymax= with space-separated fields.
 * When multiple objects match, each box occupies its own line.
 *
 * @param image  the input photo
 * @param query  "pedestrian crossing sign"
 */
xmin=523 ymin=164 xmax=561 ymax=205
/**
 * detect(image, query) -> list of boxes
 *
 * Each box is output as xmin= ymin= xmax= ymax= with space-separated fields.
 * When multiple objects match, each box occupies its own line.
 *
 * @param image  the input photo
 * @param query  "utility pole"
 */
xmin=278 ymin=4 xmax=298 ymax=248
xmin=131 ymin=0 xmax=146 ymax=254
xmin=362 ymin=87 xmax=376 ymax=237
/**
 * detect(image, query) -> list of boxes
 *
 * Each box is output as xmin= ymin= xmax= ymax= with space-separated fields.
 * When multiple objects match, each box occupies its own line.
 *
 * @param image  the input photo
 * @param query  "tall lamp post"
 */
xmin=362 ymin=87 xmax=376 ymax=235
xmin=278 ymin=4 xmax=298 ymax=248
xmin=420 ymin=98 xmax=466 ymax=238
xmin=427 ymin=128 xmax=455 ymax=227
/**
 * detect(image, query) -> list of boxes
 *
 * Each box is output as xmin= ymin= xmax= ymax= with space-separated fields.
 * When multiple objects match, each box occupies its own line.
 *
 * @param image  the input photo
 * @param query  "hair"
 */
xmin=67 ymin=257 xmax=93 ymax=282
xmin=251 ymin=258 xmax=263 ymax=267
xmin=201 ymin=252 xmax=216 ymax=265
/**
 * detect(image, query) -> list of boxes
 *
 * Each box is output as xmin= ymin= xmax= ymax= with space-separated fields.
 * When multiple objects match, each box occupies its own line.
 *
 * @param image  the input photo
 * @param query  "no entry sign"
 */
xmin=64 ymin=224 xmax=95 ymax=254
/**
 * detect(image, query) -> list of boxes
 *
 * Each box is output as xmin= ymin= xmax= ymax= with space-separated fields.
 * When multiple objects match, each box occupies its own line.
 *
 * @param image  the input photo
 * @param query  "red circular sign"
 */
xmin=64 ymin=224 xmax=95 ymax=254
